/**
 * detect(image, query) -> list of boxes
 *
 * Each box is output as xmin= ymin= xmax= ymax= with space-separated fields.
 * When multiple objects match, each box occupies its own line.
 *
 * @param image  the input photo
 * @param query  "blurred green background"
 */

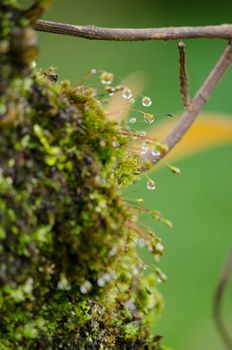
xmin=20 ymin=1 xmax=232 ymax=349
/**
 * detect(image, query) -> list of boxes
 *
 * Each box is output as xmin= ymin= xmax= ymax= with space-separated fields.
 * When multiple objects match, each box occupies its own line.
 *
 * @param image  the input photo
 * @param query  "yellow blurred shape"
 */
xmin=147 ymin=112 xmax=232 ymax=164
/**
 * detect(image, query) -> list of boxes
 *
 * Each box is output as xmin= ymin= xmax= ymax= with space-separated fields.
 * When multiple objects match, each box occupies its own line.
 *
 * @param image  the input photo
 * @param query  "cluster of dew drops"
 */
xmin=88 ymin=69 xmax=173 ymax=191
xmin=90 ymin=68 xmax=153 ymax=108
xmin=76 ymin=70 xmax=169 ymax=296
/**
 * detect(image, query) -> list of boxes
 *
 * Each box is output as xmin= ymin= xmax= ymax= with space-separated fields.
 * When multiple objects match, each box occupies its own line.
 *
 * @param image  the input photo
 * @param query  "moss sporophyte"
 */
xmin=0 ymin=1 xmax=170 ymax=349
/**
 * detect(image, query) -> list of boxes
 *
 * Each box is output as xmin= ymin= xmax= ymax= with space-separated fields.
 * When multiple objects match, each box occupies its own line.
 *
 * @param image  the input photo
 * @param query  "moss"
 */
xmin=0 ymin=1 xmax=165 ymax=349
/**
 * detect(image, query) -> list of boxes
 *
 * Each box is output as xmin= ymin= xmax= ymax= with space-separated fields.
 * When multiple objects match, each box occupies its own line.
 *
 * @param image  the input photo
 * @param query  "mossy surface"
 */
xmin=0 ymin=1 xmax=165 ymax=349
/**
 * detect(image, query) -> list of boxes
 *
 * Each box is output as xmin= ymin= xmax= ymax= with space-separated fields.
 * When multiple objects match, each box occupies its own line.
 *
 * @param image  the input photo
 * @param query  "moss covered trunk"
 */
xmin=0 ymin=2 xmax=164 ymax=349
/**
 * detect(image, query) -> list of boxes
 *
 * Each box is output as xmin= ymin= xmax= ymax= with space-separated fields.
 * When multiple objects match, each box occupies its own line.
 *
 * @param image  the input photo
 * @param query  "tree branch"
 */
xmin=163 ymin=41 xmax=232 ymax=150
xmin=214 ymin=248 xmax=232 ymax=350
xmin=144 ymin=41 xmax=232 ymax=163
xmin=178 ymin=42 xmax=191 ymax=109
xmin=33 ymin=21 xmax=232 ymax=41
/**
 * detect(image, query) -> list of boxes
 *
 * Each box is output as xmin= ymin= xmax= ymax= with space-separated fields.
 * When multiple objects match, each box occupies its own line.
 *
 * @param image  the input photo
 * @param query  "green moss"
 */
xmin=0 ymin=1 xmax=165 ymax=349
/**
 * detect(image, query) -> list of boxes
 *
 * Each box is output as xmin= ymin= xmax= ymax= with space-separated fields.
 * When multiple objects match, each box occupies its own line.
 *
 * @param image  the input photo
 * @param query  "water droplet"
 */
xmin=147 ymin=179 xmax=156 ymax=190
xmin=105 ymin=86 xmax=115 ymax=96
xmin=122 ymin=87 xmax=133 ymax=99
xmin=80 ymin=280 xmax=92 ymax=294
xmin=141 ymin=142 xmax=149 ymax=152
xmin=93 ymin=175 xmax=103 ymax=186
xmin=91 ymin=68 xmax=97 ymax=74
xmin=125 ymin=299 xmax=136 ymax=311
xmin=109 ymin=246 xmax=117 ymax=256
xmin=132 ymin=266 xmax=139 ymax=275
xmin=102 ymin=273 xmax=111 ymax=282
xmin=140 ymin=149 xmax=147 ymax=156
xmin=57 ymin=274 xmax=70 ymax=290
xmin=112 ymin=141 xmax=119 ymax=148
xmin=86 ymin=88 xmax=97 ymax=97
xmin=143 ymin=264 xmax=149 ymax=270
xmin=137 ymin=238 xmax=145 ymax=248
xmin=144 ymin=113 xmax=155 ymax=124
xmin=128 ymin=117 xmax=136 ymax=124
xmin=142 ymin=96 xmax=152 ymax=107
xmin=97 ymin=273 xmax=111 ymax=287
xmin=97 ymin=277 xmax=106 ymax=288
xmin=100 ymin=71 xmax=114 ymax=85
xmin=139 ymin=130 xmax=147 ymax=137
xmin=156 ymin=276 xmax=162 ymax=283
xmin=156 ymin=242 xmax=164 ymax=253
xmin=31 ymin=60 xmax=37 ymax=68
xmin=151 ymin=148 xmax=161 ymax=157
xmin=23 ymin=278 xmax=34 ymax=293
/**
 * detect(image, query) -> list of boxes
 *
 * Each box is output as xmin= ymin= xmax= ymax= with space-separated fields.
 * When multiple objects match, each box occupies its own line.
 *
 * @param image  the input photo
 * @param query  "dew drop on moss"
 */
xmin=128 ymin=117 xmax=136 ymax=124
xmin=100 ymin=71 xmax=114 ymax=85
xmin=31 ymin=60 xmax=37 ymax=68
xmin=112 ymin=141 xmax=119 ymax=148
xmin=109 ymin=247 xmax=117 ymax=256
xmin=151 ymin=148 xmax=161 ymax=157
xmin=141 ymin=142 xmax=149 ymax=152
xmin=147 ymin=179 xmax=156 ymax=190
xmin=137 ymin=238 xmax=145 ymax=248
xmin=122 ymin=87 xmax=133 ymax=99
xmin=142 ymin=96 xmax=152 ymax=107
xmin=156 ymin=242 xmax=164 ymax=253
xmin=97 ymin=277 xmax=106 ymax=287
xmin=132 ymin=266 xmax=140 ymax=275
xmin=105 ymin=86 xmax=115 ymax=96
xmin=144 ymin=113 xmax=154 ymax=124
xmin=139 ymin=130 xmax=147 ymax=137
xmin=80 ymin=281 xmax=92 ymax=294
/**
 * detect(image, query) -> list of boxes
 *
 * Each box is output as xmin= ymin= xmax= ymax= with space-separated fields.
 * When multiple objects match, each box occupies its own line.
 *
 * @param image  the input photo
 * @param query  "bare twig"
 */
xmin=33 ymin=21 xmax=232 ymax=41
xmin=144 ymin=41 xmax=232 ymax=163
xmin=214 ymin=248 xmax=232 ymax=349
xmin=178 ymin=42 xmax=191 ymax=109
xmin=163 ymin=41 xmax=232 ymax=151
xmin=24 ymin=0 xmax=53 ymax=24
